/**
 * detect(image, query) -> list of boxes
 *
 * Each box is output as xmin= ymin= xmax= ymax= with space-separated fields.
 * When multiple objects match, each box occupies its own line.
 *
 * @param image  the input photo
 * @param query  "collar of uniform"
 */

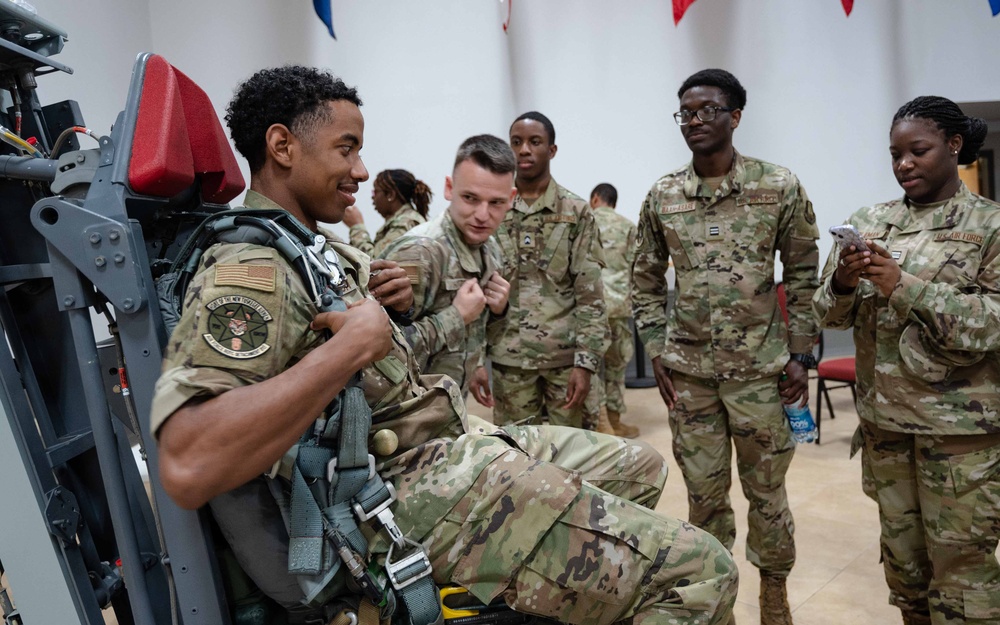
xmin=891 ymin=182 xmax=972 ymax=233
xmin=388 ymin=203 xmax=419 ymax=226
xmin=513 ymin=177 xmax=559 ymax=216
xmin=681 ymin=151 xmax=746 ymax=199
xmin=243 ymin=190 xmax=366 ymax=287
xmin=377 ymin=203 xmax=417 ymax=237
xmin=243 ymin=189 xmax=285 ymax=211
xmin=440 ymin=211 xmax=486 ymax=275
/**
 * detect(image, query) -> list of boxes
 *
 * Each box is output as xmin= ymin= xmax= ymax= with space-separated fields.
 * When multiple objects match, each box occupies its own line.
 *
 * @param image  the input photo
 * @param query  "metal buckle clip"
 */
xmin=327 ymin=453 xmax=377 ymax=484
xmin=385 ymin=537 xmax=433 ymax=591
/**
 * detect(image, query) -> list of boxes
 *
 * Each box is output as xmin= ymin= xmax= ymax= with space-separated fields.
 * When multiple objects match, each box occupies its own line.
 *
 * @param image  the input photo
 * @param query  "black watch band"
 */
xmin=789 ymin=353 xmax=818 ymax=369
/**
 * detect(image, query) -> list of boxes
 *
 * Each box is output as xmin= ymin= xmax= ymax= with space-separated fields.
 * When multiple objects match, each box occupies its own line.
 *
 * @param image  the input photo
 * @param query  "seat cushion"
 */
xmin=818 ymin=357 xmax=856 ymax=382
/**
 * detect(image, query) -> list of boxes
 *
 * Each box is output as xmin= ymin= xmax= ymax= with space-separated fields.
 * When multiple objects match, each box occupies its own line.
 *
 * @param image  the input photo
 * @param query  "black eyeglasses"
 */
xmin=673 ymin=106 xmax=736 ymax=126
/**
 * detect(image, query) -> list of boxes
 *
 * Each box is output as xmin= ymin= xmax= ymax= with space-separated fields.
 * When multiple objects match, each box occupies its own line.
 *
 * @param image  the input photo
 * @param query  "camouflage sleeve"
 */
xmin=383 ymin=239 xmax=467 ymax=366
xmin=631 ymin=193 xmax=671 ymax=356
xmin=888 ymin=227 xmax=1000 ymax=353
xmin=776 ymin=177 xmax=821 ymax=354
xmin=625 ymin=222 xmax=638 ymax=287
xmin=812 ymin=242 xmax=860 ymax=330
xmin=349 ymin=224 xmax=375 ymax=256
xmin=569 ymin=208 xmax=609 ymax=371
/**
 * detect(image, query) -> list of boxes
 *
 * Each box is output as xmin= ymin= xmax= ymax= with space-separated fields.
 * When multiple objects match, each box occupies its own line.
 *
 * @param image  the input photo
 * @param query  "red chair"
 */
xmin=775 ymin=284 xmax=855 ymax=444
xmin=814 ymin=335 xmax=856 ymax=443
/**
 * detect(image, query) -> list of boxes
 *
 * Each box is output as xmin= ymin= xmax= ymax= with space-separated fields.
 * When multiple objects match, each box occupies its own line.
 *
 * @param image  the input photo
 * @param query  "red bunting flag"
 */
xmin=674 ymin=0 xmax=698 ymax=25
xmin=842 ymin=0 xmax=854 ymax=16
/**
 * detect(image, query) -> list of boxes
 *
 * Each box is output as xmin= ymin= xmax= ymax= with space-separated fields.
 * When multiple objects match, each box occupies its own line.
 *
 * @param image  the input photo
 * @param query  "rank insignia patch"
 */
xmin=203 ymin=295 xmax=272 ymax=359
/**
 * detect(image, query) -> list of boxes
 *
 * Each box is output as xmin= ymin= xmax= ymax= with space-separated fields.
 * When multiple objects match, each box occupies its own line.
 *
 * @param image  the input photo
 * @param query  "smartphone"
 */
xmin=829 ymin=225 xmax=869 ymax=252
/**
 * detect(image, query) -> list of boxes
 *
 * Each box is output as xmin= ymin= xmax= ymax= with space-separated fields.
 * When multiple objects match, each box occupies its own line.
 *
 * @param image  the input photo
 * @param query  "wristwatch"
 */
xmin=789 ymin=353 xmax=818 ymax=369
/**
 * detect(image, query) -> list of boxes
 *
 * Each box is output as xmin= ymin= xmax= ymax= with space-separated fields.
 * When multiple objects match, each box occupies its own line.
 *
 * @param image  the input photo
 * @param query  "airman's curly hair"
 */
xmin=225 ymin=66 xmax=362 ymax=173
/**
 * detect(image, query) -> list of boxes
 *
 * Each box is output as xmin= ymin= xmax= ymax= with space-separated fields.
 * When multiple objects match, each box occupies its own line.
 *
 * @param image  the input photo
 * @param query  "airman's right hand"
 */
xmin=651 ymin=356 xmax=678 ymax=410
xmin=453 ymin=279 xmax=487 ymax=325
xmin=311 ymin=299 xmax=392 ymax=365
xmin=832 ymin=244 xmax=872 ymax=294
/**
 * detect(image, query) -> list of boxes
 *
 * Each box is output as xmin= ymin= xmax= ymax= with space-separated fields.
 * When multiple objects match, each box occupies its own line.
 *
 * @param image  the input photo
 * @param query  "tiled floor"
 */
xmin=469 ymin=380 xmax=904 ymax=624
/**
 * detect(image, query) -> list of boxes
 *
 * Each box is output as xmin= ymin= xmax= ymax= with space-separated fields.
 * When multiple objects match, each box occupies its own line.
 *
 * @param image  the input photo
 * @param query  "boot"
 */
xmin=595 ymin=407 xmax=617 ymax=435
xmin=901 ymin=611 xmax=931 ymax=625
xmin=607 ymin=409 xmax=640 ymax=438
xmin=759 ymin=572 xmax=793 ymax=625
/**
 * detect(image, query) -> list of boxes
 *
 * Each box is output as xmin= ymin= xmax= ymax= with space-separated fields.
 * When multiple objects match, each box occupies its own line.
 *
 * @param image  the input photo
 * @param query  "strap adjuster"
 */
xmin=385 ymin=538 xmax=433 ymax=591
xmin=327 ymin=453 xmax=376 ymax=484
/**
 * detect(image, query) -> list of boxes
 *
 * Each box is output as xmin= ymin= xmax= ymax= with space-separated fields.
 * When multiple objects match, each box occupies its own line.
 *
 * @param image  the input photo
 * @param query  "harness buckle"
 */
xmin=385 ymin=537 xmax=433 ymax=591
xmin=327 ymin=453 xmax=377 ymax=484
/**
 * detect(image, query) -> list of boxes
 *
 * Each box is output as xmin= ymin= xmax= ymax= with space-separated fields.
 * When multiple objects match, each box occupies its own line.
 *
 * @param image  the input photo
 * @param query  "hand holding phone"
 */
xmin=829 ymin=225 xmax=869 ymax=252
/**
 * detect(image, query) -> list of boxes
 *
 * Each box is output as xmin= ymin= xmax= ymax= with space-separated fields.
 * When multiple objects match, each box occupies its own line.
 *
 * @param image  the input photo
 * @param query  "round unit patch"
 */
xmin=203 ymin=295 xmax=272 ymax=359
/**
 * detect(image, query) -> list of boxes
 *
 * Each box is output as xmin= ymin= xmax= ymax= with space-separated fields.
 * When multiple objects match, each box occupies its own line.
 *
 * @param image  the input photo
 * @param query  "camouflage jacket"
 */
xmin=593 ymin=205 xmax=637 ymax=319
xmin=632 ymin=153 xmax=820 ymax=381
xmin=381 ymin=211 xmax=505 ymax=394
xmin=151 ymin=191 xmax=465 ymax=453
xmin=813 ymin=183 xmax=1000 ymax=435
xmin=489 ymin=179 xmax=609 ymax=372
xmin=348 ymin=203 xmax=425 ymax=259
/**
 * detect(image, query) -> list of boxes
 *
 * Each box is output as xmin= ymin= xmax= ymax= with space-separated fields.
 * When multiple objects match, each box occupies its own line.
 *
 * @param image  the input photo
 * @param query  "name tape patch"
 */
xmin=934 ymin=231 xmax=984 ymax=245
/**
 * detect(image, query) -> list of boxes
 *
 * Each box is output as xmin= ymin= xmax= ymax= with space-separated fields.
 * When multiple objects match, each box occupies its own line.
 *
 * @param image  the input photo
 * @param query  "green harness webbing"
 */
xmin=159 ymin=209 xmax=442 ymax=625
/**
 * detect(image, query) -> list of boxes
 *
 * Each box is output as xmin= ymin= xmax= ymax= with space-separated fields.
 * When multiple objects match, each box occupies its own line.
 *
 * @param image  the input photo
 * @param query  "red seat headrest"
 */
xmin=128 ymin=55 xmax=244 ymax=204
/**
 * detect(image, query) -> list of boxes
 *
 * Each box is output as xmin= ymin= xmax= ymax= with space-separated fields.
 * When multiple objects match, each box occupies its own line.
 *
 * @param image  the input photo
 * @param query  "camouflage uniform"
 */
xmin=813 ymin=183 xmax=1000 ymax=624
xmin=348 ymin=203 xmax=425 ymax=258
xmin=632 ymin=153 xmax=820 ymax=575
xmin=379 ymin=211 xmax=504 ymax=394
xmin=151 ymin=190 xmax=739 ymax=625
xmin=593 ymin=205 xmax=637 ymax=415
xmin=489 ymin=179 xmax=609 ymax=428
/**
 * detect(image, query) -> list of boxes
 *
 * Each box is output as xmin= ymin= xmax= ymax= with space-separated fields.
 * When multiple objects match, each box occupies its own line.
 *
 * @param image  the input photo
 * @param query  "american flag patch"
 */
xmin=215 ymin=264 xmax=277 ymax=292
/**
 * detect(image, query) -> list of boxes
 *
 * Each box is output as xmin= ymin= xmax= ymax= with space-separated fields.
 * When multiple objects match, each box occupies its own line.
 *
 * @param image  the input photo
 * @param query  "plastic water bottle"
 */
xmin=781 ymin=374 xmax=817 ymax=443
xmin=784 ymin=401 xmax=817 ymax=443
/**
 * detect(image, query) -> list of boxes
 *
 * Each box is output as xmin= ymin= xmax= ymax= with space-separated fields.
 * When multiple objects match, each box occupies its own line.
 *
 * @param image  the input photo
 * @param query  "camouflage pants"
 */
xmin=859 ymin=420 xmax=1000 ymax=624
xmin=669 ymin=371 xmax=796 ymax=575
xmin=600 ymin=316 xmax=634 ymax=414
xmin=390 ymin=423 xmax=738 ymax=625
xmin=492 ymin=363 xmax=601 ymax=430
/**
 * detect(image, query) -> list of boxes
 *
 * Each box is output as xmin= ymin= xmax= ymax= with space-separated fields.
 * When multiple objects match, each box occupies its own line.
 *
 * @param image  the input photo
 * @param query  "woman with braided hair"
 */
xmin=343 ymin=168 xmax=432 ymax=257
xmin=814 ymin=96 xmax=1000 ymax=625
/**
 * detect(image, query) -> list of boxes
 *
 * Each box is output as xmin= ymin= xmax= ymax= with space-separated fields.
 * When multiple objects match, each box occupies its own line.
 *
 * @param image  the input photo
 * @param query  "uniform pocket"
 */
xmin=941 ymin=440 xmax=1000 ymax=543
xmin=964 ymin=589 xmax=1000 ymax=620
xmin=658 ymin=219 xmax=701 ymax=270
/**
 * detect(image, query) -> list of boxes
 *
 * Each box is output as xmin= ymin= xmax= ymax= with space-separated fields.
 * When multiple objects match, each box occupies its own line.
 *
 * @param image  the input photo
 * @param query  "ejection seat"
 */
xmin=2 ymin=51 xmax=243 ymax=625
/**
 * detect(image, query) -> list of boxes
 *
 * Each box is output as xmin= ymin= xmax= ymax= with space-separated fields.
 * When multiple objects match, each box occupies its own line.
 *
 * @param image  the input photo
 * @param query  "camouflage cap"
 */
xmin=897 ymin=322 xmax=984 ymax=383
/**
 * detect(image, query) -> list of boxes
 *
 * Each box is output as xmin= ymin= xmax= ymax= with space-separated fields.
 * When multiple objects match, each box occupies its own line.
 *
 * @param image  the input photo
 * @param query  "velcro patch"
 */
xmin=660 ymin=201 xmax=697 ymax=214
xmin=398 ymin=263 xmax=422 ymax=285
xmin=214 ymin=264 xmax=276 ymax=292
xmin=203 ymin=295 xmax=272 ymax=359
xmin=934 ymin=231 xmax=984 ymax=245
xmin=738 ymin=193 xmax=780 ymax=205
xmin=543 ymin=214 xmax=577 ymax=224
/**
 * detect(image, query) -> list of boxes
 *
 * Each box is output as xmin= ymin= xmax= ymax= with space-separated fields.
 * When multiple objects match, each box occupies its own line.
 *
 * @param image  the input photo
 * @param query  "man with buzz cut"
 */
xmin=380 ymin=135 xmax=515 ymax=394
xmin=471 ymin=111 xmax=610 ymax=432
xmin=153 ymin=65 xmax=738 ymax=625
xmin=589 ymin=182 xmax=641 ymax=438
xmin=632 ymin=68 xmax=820 ymax=625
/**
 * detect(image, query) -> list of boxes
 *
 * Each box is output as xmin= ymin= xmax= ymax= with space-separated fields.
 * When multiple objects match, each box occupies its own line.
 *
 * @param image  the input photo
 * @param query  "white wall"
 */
xmin=28 ymin=0 xmax=1000 ymax=257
